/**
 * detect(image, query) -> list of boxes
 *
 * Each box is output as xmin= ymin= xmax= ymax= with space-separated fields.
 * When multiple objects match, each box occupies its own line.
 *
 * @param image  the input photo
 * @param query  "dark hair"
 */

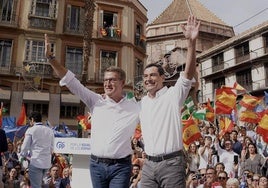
xmin=29 ymin=111 xmax=42 ymax=122
xmin=144 ymin=63 xmax=165 ymax=76
xmin=132 ymin=164 xmax=140 ymax=169
xmin=105 ymin=66 xmax=126 ymax=81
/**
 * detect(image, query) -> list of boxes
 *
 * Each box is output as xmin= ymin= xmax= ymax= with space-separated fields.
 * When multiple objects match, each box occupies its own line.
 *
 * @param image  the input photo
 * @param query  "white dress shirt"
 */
xmin=60 ymin=71 xmax=140 ymax=158
xmin=140 ymin=76 xmax=193 ymax=156
xmin=21 ymin=122 xmax=54 ymax=169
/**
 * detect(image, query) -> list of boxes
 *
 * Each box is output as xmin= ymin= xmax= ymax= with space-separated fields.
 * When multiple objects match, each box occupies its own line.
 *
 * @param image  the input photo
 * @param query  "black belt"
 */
xmin=146 ymin=150 xmax=184 ymax=162
xmin=91 ymin=154 xmax=131 ymax=164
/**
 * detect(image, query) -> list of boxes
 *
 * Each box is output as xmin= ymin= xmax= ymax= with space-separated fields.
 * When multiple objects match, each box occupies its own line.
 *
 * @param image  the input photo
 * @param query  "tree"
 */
xmin=78 ymin=0 xmax=95 ymax=137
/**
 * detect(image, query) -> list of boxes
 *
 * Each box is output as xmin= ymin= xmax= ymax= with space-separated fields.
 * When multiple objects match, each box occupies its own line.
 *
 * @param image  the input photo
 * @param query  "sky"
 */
xmin=139 ymin=0 xmax=268 ymax=34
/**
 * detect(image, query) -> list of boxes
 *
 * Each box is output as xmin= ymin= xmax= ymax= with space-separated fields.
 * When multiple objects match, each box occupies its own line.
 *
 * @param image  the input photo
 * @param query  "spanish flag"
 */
xmin=182 ymin=116 xmax=201 ymax=147
xmin=239 ymin=94 xmax=263 ymax=110
xmin=233 ymin=82 xmax=246 ymax=91
xmin=239 ymin=111 xmax=259 ymax=123
xmin=256 ymin=114 xmax=268 ymax=143
xmin=219 ymin=117 xmax=234 ymax=139
xmin=17 ymin=104 xmax=26 ymax=126
xmin=215 ymin=88 xmax=237 ymax=114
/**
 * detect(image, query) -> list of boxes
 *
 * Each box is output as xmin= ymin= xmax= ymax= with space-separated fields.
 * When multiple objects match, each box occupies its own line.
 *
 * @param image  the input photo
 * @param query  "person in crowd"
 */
xmin=14 ymin=163 xmax=23 ymax=181
xmin=3 ymin=142 xmax=19 ymax=171
xmin=139 ymin=15 xmax=200 ymax=188
xmin=198 ymin=136 xmax=213 ymax=170
xmin=197 ymin=167 xmax=220 ymax=188
xmin=59 ymin=166 xmax=71 ymax=188
xmin=45 ymin=34 xmax=140 ymax=188
xmin=230 ymin=130 xmax=243 ymax=156
xmin=43 ymin=165 xmax=62 ymax=188
xmin=251 ymin=173 xmax=261 ymax=188
xmin=0 ymin=128 xmax=8 ymax=187
xmin=214 ymin=139 xmax=239 ymax=177
xmin=3 ymin=167 xmax=20 ymax=188
xmin=217 ymin=171 xmax=228 ymax=188
xmin=20 ymin=168 xmax=31 ymax=188
xmin=187 ymin=142 xmax=200 ymax=173
xmin=215 ymin=162 xmax=225 ymax=175
xmin=186 ymin=171 xmax=199 ymax=188
xmin=132 ymin=151 xmax=146 ymax=170
xmin=226 ymin=178 xmax=239 ymax=188
xmin=258 ymin=176 xmax=268 ymax=188
xmin=20 ymin=111 xmax=55 ymax=188
xmin=240 ymin=143 xmax=267 ymax=176
xmin=129 ymin=164 xmax=141 ymax=188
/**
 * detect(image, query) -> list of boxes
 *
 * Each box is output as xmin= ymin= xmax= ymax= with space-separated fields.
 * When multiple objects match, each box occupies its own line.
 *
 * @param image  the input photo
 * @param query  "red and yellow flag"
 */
xmin=182 ymin=117 xmax=201 ymax=146
xmin=239 ymin=111 xmax=259 ymax=124
xmin=233 ymin=82 xmax=246 ymax=91
xmin=215 ymin=88 xmax=237 ymax=114
xmin=17 ymin=104 xmax=26 ymax=126
xmin=256 ymin=114 xmax=268 ymax=143
xmin=239 ymin=94 xmax=263 ymax=110
xmin=219 ymin=117 xmax=234 ymax=139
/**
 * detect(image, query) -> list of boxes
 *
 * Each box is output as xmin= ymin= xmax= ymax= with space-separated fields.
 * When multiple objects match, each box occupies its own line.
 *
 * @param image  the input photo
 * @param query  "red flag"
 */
xmin=215 ymin=88 xmax=236 ymax=114
xmin=17 ymin=104 xmax=26 ymax=126
xmin=239 ymin=94 xmax=263 ymax=110
xmin=182 ymin=117 xmax=201 ymax=146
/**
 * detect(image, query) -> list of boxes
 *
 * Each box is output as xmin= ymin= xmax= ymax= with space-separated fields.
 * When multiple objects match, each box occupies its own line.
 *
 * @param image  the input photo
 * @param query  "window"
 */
xmin=236 ymin=69 xmax=252 ymax=91
xmin=100 ymin=10 xmax=118 ymax=28
xmin=212 ymin=53 xmax=224 ymax=72
xmin=135 ymin=22 xmax=145 ymax=49
xmin=263 ymin=33 xmax=268 ymax=53
xmin=65 ymin=4 xmax=84 ymax=33
xmin=65 ymin=46 xmax=83 ymax=75
xmin=100 ymin=50 xmax=117 ymax=79
xmin=30 ymin=0 xmax=57 ymax=18
xmin=29 ymin=0 xmax=57 ymax=29
xmin=235 ymin=42 xmax=249 ymax=63
xmin=25 ymin=40 xmax=52 ymax=62
xmin=0 ymin=0 xmax=17 ymax=23
xmin=32 ymin=103 xmax=48 ymax=116
xmin=212 ymin=77 xmax=225 ymax=91
xmin=60 ymin=105 xmax=79 ymax=118
xmin=0 ymin=39 xmax=12 ymax=69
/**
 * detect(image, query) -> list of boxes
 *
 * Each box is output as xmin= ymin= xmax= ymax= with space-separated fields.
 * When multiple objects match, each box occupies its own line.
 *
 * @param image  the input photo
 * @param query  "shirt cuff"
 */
xmin=59 ymin=70 xmax=75 ymax=86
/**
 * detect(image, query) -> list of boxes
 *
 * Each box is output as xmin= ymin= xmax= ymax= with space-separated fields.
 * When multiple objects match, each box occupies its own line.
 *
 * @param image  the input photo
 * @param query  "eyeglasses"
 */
xmin=218 ymin=176 xmax=227 ymax=180
xmin=253 ymin=179 xmax=259 ymax=182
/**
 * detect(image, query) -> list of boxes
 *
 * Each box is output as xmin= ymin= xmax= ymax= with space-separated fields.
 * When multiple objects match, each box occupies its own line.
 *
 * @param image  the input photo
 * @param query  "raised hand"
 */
xmin=180 ymin=15 xmax=200 ymax=41
xmin=44 ymin=34 xmax=53 ymax=58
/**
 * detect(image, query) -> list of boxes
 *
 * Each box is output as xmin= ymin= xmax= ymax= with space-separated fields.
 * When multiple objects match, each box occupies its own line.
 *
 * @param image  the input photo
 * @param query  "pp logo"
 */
xmin=56 ymin=141 xmax=65 ymax=149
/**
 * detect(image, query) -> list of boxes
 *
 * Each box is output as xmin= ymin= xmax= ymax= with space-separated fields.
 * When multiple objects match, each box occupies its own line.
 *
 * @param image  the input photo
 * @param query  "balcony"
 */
xmin=23 ymin=61 xmax=53 ymax=78
xmin=135 ymin=34 xmax=146 ymax=50
xmin=212 ymin=63 xmax=224 ymax=73
xmin=236 ymin=53 xmax=250 ymax=64
xmin=28 ymin=15 xmax=56 ymax=30
xmin=99 ymin=27 xmax=121 ymax=41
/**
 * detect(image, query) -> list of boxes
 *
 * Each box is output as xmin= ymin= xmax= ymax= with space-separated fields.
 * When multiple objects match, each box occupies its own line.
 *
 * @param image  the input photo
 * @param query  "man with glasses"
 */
xmin=217 ymin=171 xmax=228 ymax=188
xmin=215 ymin=139 xmax=239 ymax=177
xmin=45 ymin=35 xmax=140 ymax=188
